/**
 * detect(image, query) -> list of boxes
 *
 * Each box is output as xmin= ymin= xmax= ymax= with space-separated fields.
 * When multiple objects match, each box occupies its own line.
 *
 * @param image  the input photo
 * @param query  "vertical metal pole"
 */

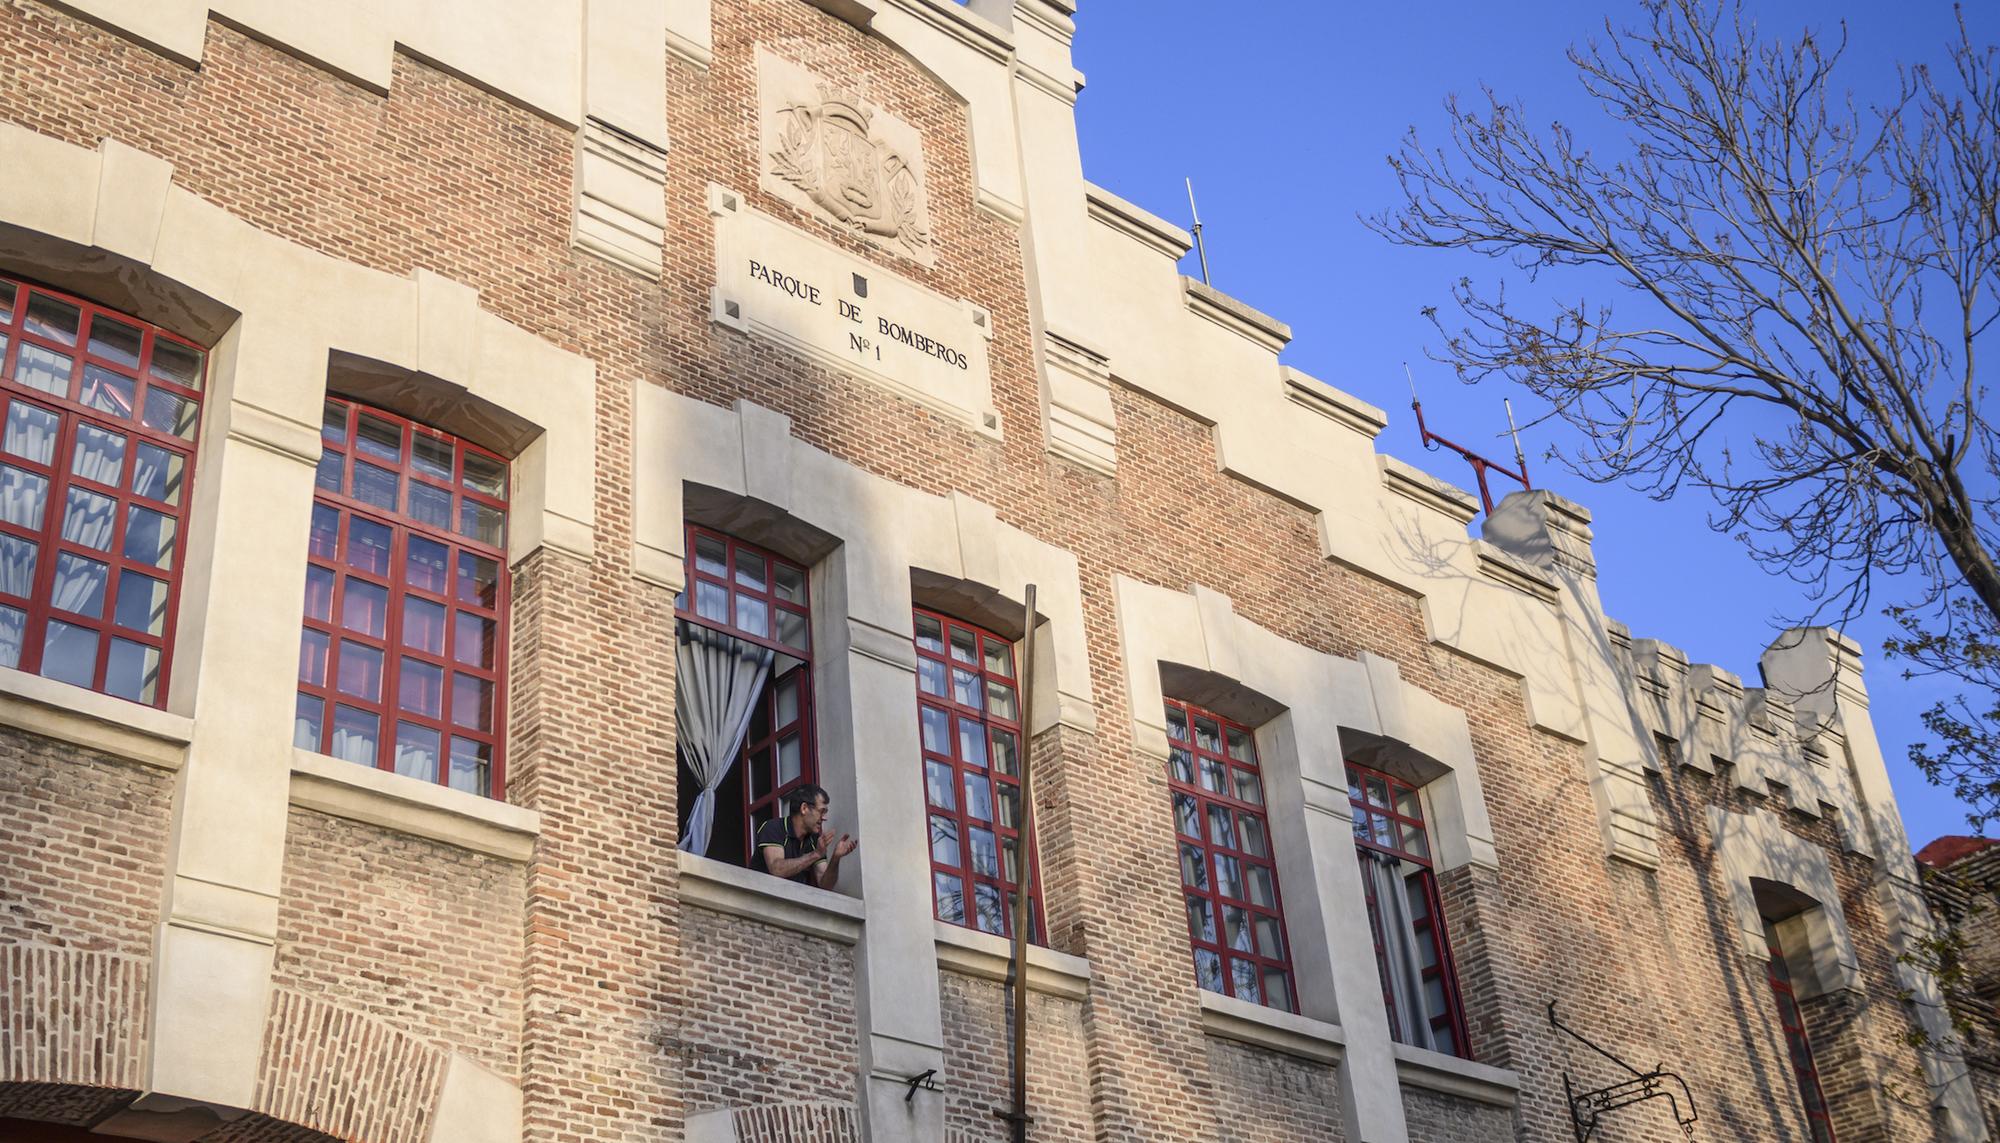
xmin=1504 ymin=398 xmax=1532 ymax=490
xmin=1007 ymin=584 xmax=1038 ymax=1143
xmin=1185 ymin=179 xmax=1211 ymax=285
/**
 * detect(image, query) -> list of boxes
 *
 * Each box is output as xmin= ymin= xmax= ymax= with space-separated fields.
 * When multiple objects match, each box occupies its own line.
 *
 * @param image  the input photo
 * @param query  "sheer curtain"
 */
xmin=675 ymin=620 xmax=774 ymax=857
xmin=1365 ymin=848 xmax=1436 ymax=1051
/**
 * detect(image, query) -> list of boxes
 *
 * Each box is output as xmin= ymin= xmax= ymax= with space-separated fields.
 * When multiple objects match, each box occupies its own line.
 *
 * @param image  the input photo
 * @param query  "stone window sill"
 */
xmin=1198 ymin=989 xmax=1345 ymax=1065
xmin=676 ymin=849 xmax=865 ymax=944
xmin=1392 ymin=1042 xmax=1521 ymax=1107
xmin=288 ymin=748 xmax=541 ymax=862
xmin=933 ymin=920 xmax=1092 ymax=1000
xmin=0 ymin=668 xmax=193 ymax=770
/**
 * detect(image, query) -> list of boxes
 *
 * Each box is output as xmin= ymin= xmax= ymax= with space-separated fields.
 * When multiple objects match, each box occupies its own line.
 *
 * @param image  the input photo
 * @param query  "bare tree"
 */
xmin=1369 ymin=0 xmax=2000 ymax=826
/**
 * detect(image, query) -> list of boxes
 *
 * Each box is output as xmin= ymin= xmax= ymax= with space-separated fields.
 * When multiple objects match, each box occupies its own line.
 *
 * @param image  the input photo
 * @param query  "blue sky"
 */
xmin=1068 ymin=1 xmax=1997 ymax=849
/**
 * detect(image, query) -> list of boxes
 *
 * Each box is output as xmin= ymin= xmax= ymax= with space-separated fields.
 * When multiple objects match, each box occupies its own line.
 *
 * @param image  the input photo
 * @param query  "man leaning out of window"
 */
xmin=755 ymin=784 xmax=857 ymax=889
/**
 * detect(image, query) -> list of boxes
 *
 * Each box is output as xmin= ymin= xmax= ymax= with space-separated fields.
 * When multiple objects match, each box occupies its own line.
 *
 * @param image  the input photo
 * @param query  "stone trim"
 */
xmin=1282 ymin=366 xmax=1386 ymax=438
xmin=1181 ymin=276 xmax=1292 ymax=353
xmin=931 ymin=920 xmax=1091 ymax=1000
xmin=288 ymin=749 xmax=542 ymax=862
xmin=0 ymin=670 xmax=194 ymax=771
xmin=676 ymin=850 xmax=866 ymax=945
xmin=1084 ymin=184 xmax=1191 ymax=260
xmin=1391 ymin=1042 xmax=1521 ymax=1107
xmin=1197 ymin=989 xmax=1345 ymax=1065
xmin=1379 ymin=455 xmax=1480 ymax=525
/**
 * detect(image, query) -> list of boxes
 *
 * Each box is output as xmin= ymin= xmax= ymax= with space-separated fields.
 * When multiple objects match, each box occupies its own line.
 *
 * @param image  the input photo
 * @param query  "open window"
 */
xmin=674 ymin=525 xmax=814 ymax=865
xmin=1167 ymin=698 xmax=1296 ymax=1012
xmin=1347 ymin=759 xmax=1472 ymax=1058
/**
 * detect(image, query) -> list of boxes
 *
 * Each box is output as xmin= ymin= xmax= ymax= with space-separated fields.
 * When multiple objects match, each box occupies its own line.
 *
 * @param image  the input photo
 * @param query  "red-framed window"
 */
xmin=295 ymin=398 xmax=509 ymax=797
xmin=915 ymin=609 xmax=1041 ymax=941
xmin=0 ymin=276 xmax=205 ymax=707
xmin=1349 ymin=762 xmax=1472 ymax=1057
xmin=1168 ymin=700 xmax=1295 ymax=1012
xmin=676 ymin=525 xmax=814 ymax=863
xmin=1766 ymin=924 xmax=1838 ymax=1143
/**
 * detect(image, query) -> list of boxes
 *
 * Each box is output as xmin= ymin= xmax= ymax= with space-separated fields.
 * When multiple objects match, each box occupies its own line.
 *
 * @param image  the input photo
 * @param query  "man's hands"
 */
xmin=813 ymin=822 xmax=858 ymax=889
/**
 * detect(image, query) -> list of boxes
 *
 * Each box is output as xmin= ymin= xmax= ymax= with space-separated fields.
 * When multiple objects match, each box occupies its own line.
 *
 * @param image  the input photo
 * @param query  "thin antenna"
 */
xmin=1186 ymin=178 xmax=1211 ymax=285
xmin=1504 ymin=398 xmax=1530 ymax=486
xmin=1405 ymin=361 xmax=1419 ymax=404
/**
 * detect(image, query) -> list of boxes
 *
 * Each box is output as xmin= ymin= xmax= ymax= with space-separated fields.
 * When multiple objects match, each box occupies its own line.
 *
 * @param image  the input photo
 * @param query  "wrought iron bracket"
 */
xmin=903 ymin=1068 xmax=938 ymax=1103
xmin=1549 ymin=1001 xmax=1699 ymax=1142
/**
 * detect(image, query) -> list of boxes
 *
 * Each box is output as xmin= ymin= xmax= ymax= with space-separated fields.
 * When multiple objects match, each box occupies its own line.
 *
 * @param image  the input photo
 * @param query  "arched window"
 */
xmin=1168 ymin=699 xmax=1295 ymax=1012
xmin=1765 ymin=920 xmax=1838 ymax=1143
xmin=915 ymin=608 xmax=1040 ymax=940
xmin=295 ymin=397 xmax=510 ymax=797
xmin=0 ymin=276 xmax=206 ymax=706
xmin=1348 ymin=760 xmax=1471 ymax=1057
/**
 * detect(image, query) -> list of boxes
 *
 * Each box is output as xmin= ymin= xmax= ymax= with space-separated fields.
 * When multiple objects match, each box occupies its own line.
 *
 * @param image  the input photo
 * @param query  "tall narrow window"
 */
xmin=1168 ymin=700 xmax=1294 ymax=1012
xmin=674 ymin=526 xmax=813 ymax=865
xmin=1766 ymin=923 xmax=1838 ymax=1143
xmin=1349 ymin=761 xmax=1471 ymax=1057
xmin=296 ymin=398 xmax=509 ymax=797
xmin=915 ymin=609 xmax=1040 ymax=940
xmin=0 ymin=276 xmax=205 ymax=706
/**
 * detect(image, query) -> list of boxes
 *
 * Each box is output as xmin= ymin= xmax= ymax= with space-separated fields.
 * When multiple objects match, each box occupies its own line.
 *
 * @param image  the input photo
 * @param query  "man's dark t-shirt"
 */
xmin=754 ymin=818 xmax=823 ymax=885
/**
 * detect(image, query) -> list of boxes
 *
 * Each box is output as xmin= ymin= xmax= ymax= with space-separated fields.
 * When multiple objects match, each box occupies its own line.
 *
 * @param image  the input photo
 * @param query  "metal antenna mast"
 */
xmin=1405 ymin=363 xmax=1533 ymax=514
xmin=1185 ymin=178 xmax=1211 ymax=285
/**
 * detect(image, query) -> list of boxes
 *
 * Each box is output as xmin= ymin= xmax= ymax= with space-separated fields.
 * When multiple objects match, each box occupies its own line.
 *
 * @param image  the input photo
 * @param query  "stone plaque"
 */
xmin=709 ymin=185 xmax=998 ymax=437
xmin=758 ymin=47 xmax=934 ymax=267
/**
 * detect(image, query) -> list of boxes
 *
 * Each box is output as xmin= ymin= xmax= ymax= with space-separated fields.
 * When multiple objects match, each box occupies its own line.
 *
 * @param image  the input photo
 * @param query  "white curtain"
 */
xmin=675 ymin=620 xmax=774 ymax=857
xmin=1366 ymin=849 xmax=1436 ymax=1052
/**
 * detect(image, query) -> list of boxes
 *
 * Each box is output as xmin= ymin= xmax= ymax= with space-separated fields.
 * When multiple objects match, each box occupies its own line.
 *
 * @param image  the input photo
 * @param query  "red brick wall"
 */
xmin=935 ymin=970 xmax=1092 ymax=1143
xmin=1400 ymin=1088 xmax=1512 ymax=1143
xmin=1204 ymin=1038 xmax=1347 ymax=1142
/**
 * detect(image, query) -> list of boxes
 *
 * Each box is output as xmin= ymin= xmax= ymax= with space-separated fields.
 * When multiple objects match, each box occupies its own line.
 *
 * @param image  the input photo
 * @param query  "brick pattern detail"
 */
xmin=0 ymin=732 xmax=170 ymax=957
xmin=1401 ymin=1089 xmax=1515 ymax=1143
xmin=1203 ymin=1038 xmax=1346 ymax=1143
xmin=0 ymin=946 xmax=147 ymax=1091
xmin=665 ymin=906 xmax=859 ymax=1114
xmin=935 ymin=969 xmax=1092 ymax=1143
xmin=272 ymin=808 xmax=525 ymax=1079
xmin=253 ymin=989 xmax=448 ymax=1143
xmin=727 ymin=1101 xmax=858 ymax=1142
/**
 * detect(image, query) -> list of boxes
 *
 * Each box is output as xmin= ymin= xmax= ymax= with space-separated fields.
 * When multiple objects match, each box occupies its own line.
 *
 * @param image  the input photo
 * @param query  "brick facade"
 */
xmin=0 ymin=0 xmax=1975 ymax=1141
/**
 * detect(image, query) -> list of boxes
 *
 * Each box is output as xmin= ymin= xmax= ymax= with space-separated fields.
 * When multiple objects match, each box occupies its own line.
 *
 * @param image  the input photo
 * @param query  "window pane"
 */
xmin=929 ymin=814 xmax=959 ymax=865
xmin=394 ymin=722 xmax=441 ymax=781
xmin=141 ymin=389 xmax=198 ymax=439
xmin=303 ymin=565 xmax=334 ymax=622
xmin=331 ymin=704 xmax=378 ymax=765
xmin=104 ymin=638 xmax=160 ymax=704
xmin=1395 ymin=786 xmax=1423 ymax=821
xmin=1166 ymin=704 xmax=1188 ymax=741
xmin=1246 ymin=865 xmax=1275 ymax=908
xmin=298 ymin=627 xmax=328 ymax=686
xmin=41 ymin=619 xmax=97 ymax=687
xmin=149 ymin=340 xmax=203 ymax=391
xmin=406 ymin=535 xmax=449 ymax=593
xmin=915 ymin=612 xmax=944 ymax=651
xmin=1233 ymin=767 xmax=1263 ymax=806
xmin=352 ymin=461 xmax=398 ymax=510
xmin=1179 ymin=843 xmax=1208 ymax=891
xmin=962 ymin=771 xmax=992 ymax=822
xmin=408 ymin=481 xmax=451 ymax=530
xmin=70 ymin=425 xmax=125 ymax=485
xmin=693 ymin=580 xmax=727 ymax=623
xmin=774 ymin=671 xmax=800 ymax=726
xmin=1225 ymin=725 xmax=1254 ymax=762
xmin=3 ymin=403 xmax=58 ymax=464
xmin=114 ymin=567 xmax=168 ymax=635
xmin=1223 ymin=905 xmax=1252 ymax=952
xmin=956 ymin=716 xmax=987 ymax=767
xmin=934 ymin=872 xmax=964 ymax=924
xmin=14 ymin=344 xmax=72 ymax=396
xmin=0 ymin=465 xmax=47 ymax=530
xmin=1187 ymin=896 xmax=1217 ymax=944
xmin=974 ymin=883 xmax=1005 ymax=934
xmin=461 ymin=451 xmax=505 ymax=496
xmin=1194 ymin=716 xmax=1222 ymax=753
xmin=776 ymin=734 xmax=801 ymax=786
xmin=399 ymin=657 xmax=443 ymax=717
xmin=773 ymin=562 xmax=805 ymax=604
xmin=1194 ymin=948 xmax=1224 ymax=994
xmin=950 ymin=625 xmax=977 ymax=664
xmin=694 ymin=533 xmax=727 ymax=576
xmin=293 ymin=692 xmax=323 ymax=750
xmin=0 ymin=534 xmax=36 ymax=597
xmin=951 ymin=666 xmax=979 ymax=707
xmin=1175 ymin=792 xmax=1200 ymax=837
xmin=341 ymin=579 xmax=388 ymax=637
xmin=1231 ymin=958 xmax=1262 ymax=1005
xmin=986 ymin=680 xmax=1016 ymax=720
xmin=1169 ymin=745 xmax=1194 ymax=784
xmin=458 ymin=499 xmax=503 ymax=547
xmin=336 ymin=641 xmax=383 ymax=701
xmin=1199 ymin=755 xmax=1227 ymax=794
xmin=452 ymin=672 xmax=494 ymax=731
xmin=412 ymin=434 xmax=452 ymax=480
xmin=24 ymin=294 xmax=80 ymax=343
xmin=1238 ymin=814 xmax=1268 ymax=857
xmin=924 ymin=759 xmax=956 ymax=810
xmin=355 ymin=412 xmax=401 ymax=462
xmin=348 ymin=517 xmax=392 ymax=575
xmin=1207 ymin=804 xmax=1237 ymax=849
xmin=321 ymin=400 xmax=348 ymax=445
xmin=969 ymin=826 xmax=998 ymax=877
xmin=1255 ymin=914 xmax=1285 ymax=959
xmin=314 ymin=449 xmax=343 ymax=492
xmin=131 ymin=443 xmax=183 ymax=505
xmin=51 ymin=553 xmax=108 ymax=618
xmin=404 ymin=597 xmax=446 ymax=654
xmin=983 ymin=637 xmax=1012 ymax=677
xmin=454 ymin=614 xmax=496 ymax=668
xmin=989 ymin=727 xmax=1018 ymax=776
xmin=0 ymin=284 xmax=10 ymax=322
xmin=81 ymin=366 xmax=135 ymax=418
xmin=775 ymin=608 xmax=808 ymax=651
xmin=62 ymin=488 xmax=115 ymax=549
xmin=0 ymin=607 xmax=18 ymax=667
xmin=734 ymin=595 xmax=767 ymax=637
xmin=920 ymin=705 xmax=950 ymax=754
xmin=918 ymin=657 xmax=946 ymax=697
xmin=1262 ymin=969 xmax=1293 ymax=1013
xmin=448 ymin=737 xmax=491 ymax=796
xmin=734 ymin=549 xmax=766 ymax=590
xmin=457 ymin=552 xmax=499 ymax=608
xmin=1214 ymin=854 xmax=1245 ymax=900
xmin=995 ymin=783 xmax=1020 ymax=830
xmin=87 ymin=316 xmax=143 ymax=368
xmin=1365 ymin=776 xmax=1391 ymax=808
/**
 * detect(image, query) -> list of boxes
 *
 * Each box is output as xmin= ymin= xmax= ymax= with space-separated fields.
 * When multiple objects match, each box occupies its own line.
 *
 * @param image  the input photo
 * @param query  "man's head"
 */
xmin=787 ymin=784 xmax=830 ymax=834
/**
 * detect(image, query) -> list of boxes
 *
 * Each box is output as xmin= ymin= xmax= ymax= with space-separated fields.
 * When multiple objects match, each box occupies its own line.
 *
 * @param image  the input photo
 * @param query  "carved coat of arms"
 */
xmin=768 ymin=83 xmax=932 ymax=257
